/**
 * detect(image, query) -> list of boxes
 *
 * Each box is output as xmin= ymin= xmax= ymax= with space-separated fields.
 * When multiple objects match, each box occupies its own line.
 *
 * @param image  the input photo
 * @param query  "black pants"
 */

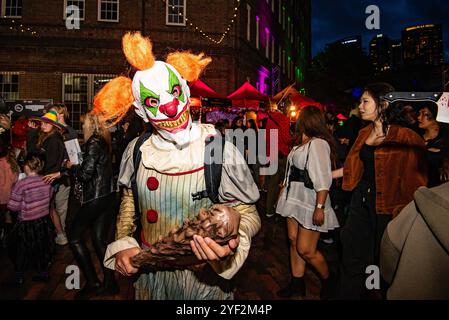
xmin=338 ymin=181 xmax=392 ymax=299
xmin=67 ymin=194 xmax=117 ymax=287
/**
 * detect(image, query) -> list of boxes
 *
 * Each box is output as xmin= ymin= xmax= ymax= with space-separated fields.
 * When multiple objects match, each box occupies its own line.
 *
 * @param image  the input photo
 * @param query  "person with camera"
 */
xmin=276 ymin=106 xmax=340 ymax=299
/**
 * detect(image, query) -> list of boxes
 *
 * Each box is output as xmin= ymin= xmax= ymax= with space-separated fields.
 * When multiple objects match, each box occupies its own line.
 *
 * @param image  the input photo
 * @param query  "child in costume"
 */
xmin=7 ymin=154 xmax=54 ymax=286
xmin=97 ymin=32 xmax=261 ymax=300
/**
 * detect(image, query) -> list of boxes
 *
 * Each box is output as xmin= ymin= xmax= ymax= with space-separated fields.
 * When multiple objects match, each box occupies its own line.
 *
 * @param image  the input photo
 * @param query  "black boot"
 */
xmin=70 ymin=241 xmax=103 ymax=300
xmin=75 ymin=282 xmax=103 ymax=300
xmin=277 ymin=276 xmax=306 ymax=298
xmin=320 ymin=272 xmax=337 ymax=300
xmin=100 ymin=267 xmax=119 ymax=296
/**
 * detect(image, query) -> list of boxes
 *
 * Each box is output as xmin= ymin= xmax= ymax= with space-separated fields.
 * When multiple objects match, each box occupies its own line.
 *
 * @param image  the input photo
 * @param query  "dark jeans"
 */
xmin=338 ymin=181 xmax=392 ymax=299
xmin=68 ymin=193 xmax=117 ymax=287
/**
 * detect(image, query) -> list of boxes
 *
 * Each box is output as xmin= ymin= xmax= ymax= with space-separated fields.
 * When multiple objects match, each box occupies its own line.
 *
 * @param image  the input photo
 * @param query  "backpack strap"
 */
xmin=191 ymin=134 xmax=226 ymax=204
xmin=130 ymin=130 xmax=152 ymax=239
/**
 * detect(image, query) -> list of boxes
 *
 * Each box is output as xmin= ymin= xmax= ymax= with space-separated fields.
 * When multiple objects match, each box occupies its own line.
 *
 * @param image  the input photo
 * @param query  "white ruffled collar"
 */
xmin=139 ymin=123 xmax=218 ymax=174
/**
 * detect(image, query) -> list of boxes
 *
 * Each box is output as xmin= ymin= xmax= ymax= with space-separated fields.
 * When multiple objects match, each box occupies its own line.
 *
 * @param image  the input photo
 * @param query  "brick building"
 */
xmin=0 ymin=0 xmax=311 ymax=130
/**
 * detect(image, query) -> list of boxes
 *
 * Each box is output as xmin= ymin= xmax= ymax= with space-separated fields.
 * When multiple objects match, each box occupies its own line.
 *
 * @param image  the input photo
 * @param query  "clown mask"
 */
xmin=133 ymin=62 xmax=192 ymax=146
xmin=93 ymin=32 xmax=211 ymax=147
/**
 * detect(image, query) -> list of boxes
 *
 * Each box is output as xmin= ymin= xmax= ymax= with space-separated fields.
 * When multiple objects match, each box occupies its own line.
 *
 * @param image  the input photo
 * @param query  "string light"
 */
xmin=164 ymin=0 xmax=241 ymax=45
xmin=6 ymin=19 xmax=39 ymax=36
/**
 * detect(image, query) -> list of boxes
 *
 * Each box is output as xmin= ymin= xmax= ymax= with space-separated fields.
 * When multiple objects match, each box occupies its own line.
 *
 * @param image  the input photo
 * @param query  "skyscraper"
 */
xmin=402 ymin=24 xmax=444 ymax=66
xmin=369 ymin=34 xmax=392 ymax=73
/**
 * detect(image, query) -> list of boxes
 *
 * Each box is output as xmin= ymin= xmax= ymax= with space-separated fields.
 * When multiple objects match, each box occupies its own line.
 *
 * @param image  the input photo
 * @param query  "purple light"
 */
xmin=256 ymin=16 xmax=260 ymax=21
xmin=265 ymin=27 xmax=270 ymax=34
xmin=257 ymin=65 xmax=270 ymax=94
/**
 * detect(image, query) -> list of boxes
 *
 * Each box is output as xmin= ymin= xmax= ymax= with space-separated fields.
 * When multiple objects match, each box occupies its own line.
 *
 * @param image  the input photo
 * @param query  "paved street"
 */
xmin=0 ymin=192 xmax=339 ymax=300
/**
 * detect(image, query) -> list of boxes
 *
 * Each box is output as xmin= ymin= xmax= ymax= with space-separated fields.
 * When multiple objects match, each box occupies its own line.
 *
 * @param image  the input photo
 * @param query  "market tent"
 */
xmin=188 ymin=80 xmax=226 ymax=99
xmin=273 ymin=85 xmax=323 ymax=110
xmin=227 ymin=82 xmax=268 ymax=109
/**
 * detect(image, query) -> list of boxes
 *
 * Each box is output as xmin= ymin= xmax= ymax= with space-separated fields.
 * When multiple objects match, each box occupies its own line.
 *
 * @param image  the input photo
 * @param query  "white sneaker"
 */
xmin=55 ymin=233 xmax=68 ymax=246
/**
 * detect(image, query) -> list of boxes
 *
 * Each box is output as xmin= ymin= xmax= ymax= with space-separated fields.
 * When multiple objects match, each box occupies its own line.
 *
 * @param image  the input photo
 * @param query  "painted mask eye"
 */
xmin=172 ymin=85 xmax=182 ymax=98
xmin=144 ymin=97 xmax=159 ymax=108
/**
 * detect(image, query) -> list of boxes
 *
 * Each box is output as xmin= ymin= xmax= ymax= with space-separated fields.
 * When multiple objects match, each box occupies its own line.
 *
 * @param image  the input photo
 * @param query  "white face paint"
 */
xmin=131 ymin=61 xmax=192 ymax=146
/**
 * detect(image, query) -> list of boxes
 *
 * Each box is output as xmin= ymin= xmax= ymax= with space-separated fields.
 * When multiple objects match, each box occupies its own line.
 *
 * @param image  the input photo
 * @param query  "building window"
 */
xmin=0 ymin=72 xmax=19 ymax=100
xmin=166 ymin=0 xmax=186 ymax=26
xmin=1 ymin=0 xmax=22 ymax=18
xmin=63 ymin=74 xmax=115 ymax=131
xmin=63 ymin=0 xmax=85 ymax=20
xmin=98 ymin=0 xmax=119 ymax=22
xmin=265 ymin=28 xmax=270 ymax=59
xmin=278 ymin=46 xmax=281 ymax=67
xmin=278 ymin=0 xmax=281 ymax=24
xmin=246 ymin=4 xmax=251 ymax=42
xmin=256 ymin=16 xmax=260 ymax=49
xmin=282 ymin=7 xmax=286 ymax=30
xmin=271 ymin=36 xmax=275 ymax=63
xmin=291 ymin=61 xmax=294 ymax=80
xmin=282 ymin=50 xmax=286 ymax=74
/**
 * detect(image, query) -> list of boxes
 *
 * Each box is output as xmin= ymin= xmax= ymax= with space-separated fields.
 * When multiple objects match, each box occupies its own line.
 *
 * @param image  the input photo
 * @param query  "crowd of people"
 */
xmin=0 ymin=79 xmax=448 ymax=300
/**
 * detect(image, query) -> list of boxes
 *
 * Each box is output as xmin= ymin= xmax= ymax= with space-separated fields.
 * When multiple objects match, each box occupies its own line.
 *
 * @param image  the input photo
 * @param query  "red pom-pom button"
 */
xmin=146 ymin=177 xmax=159 ymax=191
xmin=146 ymin=210 xmax=158 ymax=223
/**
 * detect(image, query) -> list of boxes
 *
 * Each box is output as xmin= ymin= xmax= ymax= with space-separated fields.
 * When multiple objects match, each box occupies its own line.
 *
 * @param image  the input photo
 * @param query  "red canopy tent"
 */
xmin=189 ymin=80 xmax=226 ymax=99
xmin=273 ymin=85 xmax=323 ymax=110
xmin=227 ymin=82 xmax=268 ymax=109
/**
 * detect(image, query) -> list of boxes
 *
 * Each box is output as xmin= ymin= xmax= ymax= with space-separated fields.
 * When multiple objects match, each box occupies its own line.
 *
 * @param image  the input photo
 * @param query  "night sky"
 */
xmin=312 ymin=0 xmax=449 ymax=60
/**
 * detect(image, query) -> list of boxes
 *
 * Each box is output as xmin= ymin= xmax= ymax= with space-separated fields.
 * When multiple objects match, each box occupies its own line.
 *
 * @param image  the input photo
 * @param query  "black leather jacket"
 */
xmin=73 ymin=134 xmax=114 ymax=204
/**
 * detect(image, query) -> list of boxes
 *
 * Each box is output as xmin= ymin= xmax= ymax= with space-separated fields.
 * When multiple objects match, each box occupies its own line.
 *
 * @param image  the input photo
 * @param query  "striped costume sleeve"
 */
xmin=7 ymin=181 xmax=24 ymax=213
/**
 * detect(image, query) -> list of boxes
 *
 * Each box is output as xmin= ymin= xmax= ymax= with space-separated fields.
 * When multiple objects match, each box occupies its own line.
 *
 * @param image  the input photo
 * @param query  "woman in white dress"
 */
xmin=276 ymin=106 xmax=339 ymax=299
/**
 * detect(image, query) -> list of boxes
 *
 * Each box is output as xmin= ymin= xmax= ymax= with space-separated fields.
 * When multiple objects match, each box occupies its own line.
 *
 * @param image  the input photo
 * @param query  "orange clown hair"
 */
xmin=122 ymin=32 xmax=155 ymax=71
xmin=93 ymin=76 xmax=134 ymax=127
xmin=93 ymin=33 xmax=213 ymax=127
xmin=166 ymin=52 xmax=212 ymax=82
